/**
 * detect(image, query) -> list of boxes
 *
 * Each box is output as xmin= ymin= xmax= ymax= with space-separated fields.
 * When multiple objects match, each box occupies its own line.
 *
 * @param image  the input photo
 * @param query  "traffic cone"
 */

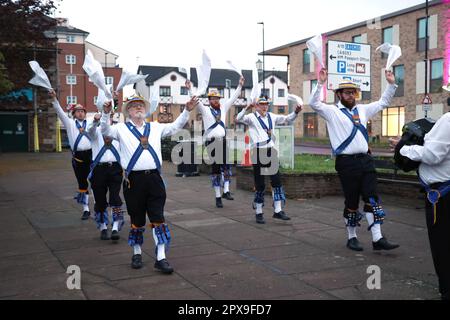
xmin=241 ymin=135 xmax=252 ymax=166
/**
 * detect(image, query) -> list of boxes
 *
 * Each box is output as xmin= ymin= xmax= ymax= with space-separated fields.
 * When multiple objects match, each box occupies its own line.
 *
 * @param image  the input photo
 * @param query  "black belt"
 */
xmin=130 ymin=169 xmax=159 ymax=175
xmin=336 ymin=153 xmax=368 ymax=159
xmin=97 ymin=161 xmax=119 ymax=167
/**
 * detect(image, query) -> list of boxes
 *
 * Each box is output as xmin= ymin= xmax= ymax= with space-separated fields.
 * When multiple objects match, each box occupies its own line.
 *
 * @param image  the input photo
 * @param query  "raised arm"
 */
xmin=363 ymin=70 xmax=398 ymax=120
xmin=49 ymin=89 xmax=71 ymax=128
xmin=400 ymin=115 xmax=450 ymax=165
xmin=308 ymin=69 xmax=333 ymax=121
xmin=274 ymin=104 xmax=302 ymax=125
xmin=223 ymin=76 xmax=245 ymax=113
xmin=100 ymin=102 xmax=119 ymax=140
xmin=87 ymin=114 xmax=101 ymax=140
xmin=160 ymin=96 xmax=197 ymax=138
xmin=235 ymin=104 xmax=253 ymax=126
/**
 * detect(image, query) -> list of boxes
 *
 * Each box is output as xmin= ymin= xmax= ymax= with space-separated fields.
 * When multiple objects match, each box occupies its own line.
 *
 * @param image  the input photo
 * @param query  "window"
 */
xmin=303 ymin=113 xmax=318 ymax=137
xmin=159 ymin=104 xmax=172 ymax=114
xmin=65 ymin=55 xmax=76 ymax=64
xmin=382 ymin=27 xmax=393 ymax=58
xmin=66 ymin=96 xmax=77 ymax=105
xmin=239 ymin=89 xmax=246 ymax=99
xmin=105 ymin=77 xmax=114 ymax=86
xmin=352 ymin=35 xmax=362 ymax=43
xmin=278 ymin=106 xmax=285 ymax=114
xmin=310 ymin=80 xmax=318 ymax=92
xmin=278 ymin=89 xmax=285 ymax=98
xmin=430 ymin=59 xmax=443 ymax=93
xmin=261 ymin=88 xmax=270 ymax=98
xmin=393 ymin=65 xmax=404 ymax=97
xmin=303 ymin=49 xmax=310 ymax=74
xmin=219 ymin=88 xmax=225 ymax=98
xmin=417 ymin=18 xmax=428 ymax=52
xmin=159 ymin=86 xmax=171 ymax=96
xmin=180 ymin=86 xmax=188 ymax=95
xmin=382 ymin=106 xmax=405 ymax=136
xmin=66 ymin=75 xmax=76 ymax=85
xmin=66 ymin=35 xmax=75 ymax=43
xmin=93 ymin=96 xmax=98 ymax=104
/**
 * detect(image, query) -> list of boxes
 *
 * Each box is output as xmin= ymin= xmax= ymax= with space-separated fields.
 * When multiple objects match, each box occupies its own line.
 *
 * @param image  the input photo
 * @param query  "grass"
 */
xmin=282 ymin=154 xmax=336 ymax=174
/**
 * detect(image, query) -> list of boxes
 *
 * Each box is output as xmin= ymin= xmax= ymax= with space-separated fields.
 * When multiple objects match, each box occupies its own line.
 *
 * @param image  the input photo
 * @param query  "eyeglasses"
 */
xmin=342 ymin=90 xmax=357 ymax=96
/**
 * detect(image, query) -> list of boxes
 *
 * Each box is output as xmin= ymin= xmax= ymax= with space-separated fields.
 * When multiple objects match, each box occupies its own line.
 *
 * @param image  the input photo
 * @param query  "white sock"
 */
xmin=133 ymin=244 xmax=142 ymax=255
xmin=152 ymin=229 xmax=166 ymax=261
xmin=100 ymin=223 xmax=107 ymax=231
xmin=214 ymin=186 xmax=221 ymax=198
xmin=112 ymin=221 xmax=119 ymax=232
xmin=274 ymin=200 xmax=282 ymax=213
xmin=256 ymin=203 xmax=263 ymax=215
xmin=223 ymin=181 xmax=230 ymax=194
xmin=365 ymin=212 xmax=383 ymax=242
xmin=344 ymin=219 xmax=357 ymax=239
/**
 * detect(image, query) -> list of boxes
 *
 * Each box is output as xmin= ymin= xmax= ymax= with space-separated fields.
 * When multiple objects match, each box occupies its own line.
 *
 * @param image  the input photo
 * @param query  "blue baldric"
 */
xmin=87 ymin=137 xmax=121 ymax=180
xmin=205 ymin=107 xmax=225 ymax=136
xmin=333 ymin=108 xmax=369 ymax=155
xmin=418 ymin=176 xmax=450 ymax=225
xmin=125 ymin=122 xmax=161 ymax=178
xmin=73 ymin=120 xmax=91 ymax=153
xmin=254 ymin=112 xmax=273 ymax=148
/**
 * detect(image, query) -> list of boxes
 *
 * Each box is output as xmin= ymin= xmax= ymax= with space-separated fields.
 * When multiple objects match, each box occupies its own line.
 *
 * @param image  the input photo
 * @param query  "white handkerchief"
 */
xmin=195 ymin=50 xmax=211 ymax=96
xmin=376 ymin=43 xmax=402 ymax=70
xmin=226 ymin=60 xmax=242 ymax=77
xmin=95 ymin=85 xmax=114 ymax=112
xmin=116 ymin=71 xmax=148 ymax=92
xmin=178 ymin=67 xmax=191 ymax=81
xmin=306 ymin=34 xmax=324 ymax=68
xmin=28 ymin=61 xmax=52 ymax=89
xmin=83 ymin=50 xmax=112 ymax=100
xmin=250 ymin=68 xmax=260 ymax=105
xmin=287 ymin=94 xmax=304 ymax=108
xmin=148 ymin=87 xmax=160 ymax=116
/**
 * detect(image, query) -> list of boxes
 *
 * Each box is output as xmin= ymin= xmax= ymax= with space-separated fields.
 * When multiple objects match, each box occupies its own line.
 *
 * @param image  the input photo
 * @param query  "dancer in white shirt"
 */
xmin=236 ymin=97 xmax=302 ymax=224
xmin=101 ymin=94 xmax=197 ymax=272
xmin=391 ymin=110 xmax=450 ymax=300
xmin=87 ymin=112 xmax=124 ymax=241
xmin=309 ymin=68 xmax=399 ymax=252
xmin=186 ymin=77 xmax=244 ymax=208
xmin=49 ymin=90 xmax=92 ymax=220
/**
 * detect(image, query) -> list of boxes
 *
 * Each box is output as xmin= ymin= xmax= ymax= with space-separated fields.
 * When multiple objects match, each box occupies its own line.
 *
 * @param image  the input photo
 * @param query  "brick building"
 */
xmin=265 ymin=0 xmax=448 ymax=141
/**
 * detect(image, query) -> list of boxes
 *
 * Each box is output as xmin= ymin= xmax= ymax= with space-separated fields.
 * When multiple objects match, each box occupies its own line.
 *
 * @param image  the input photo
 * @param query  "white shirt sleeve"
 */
xmin=236 ymin=107 xmax=252 ymax=125
xmin=161 ymin=109 xmax=190 ymax=138
xmin=100 ymin=112 xmax=119 ymax=140
xmin=274 ymin=112 xmax=298 ymax=125
xmin=223 ymin=85 xmax=242 ymax=114
xmin=362 ymin=84 xmax=398 ymax=120
xmin=400 ymin=115 xmax=450 ymax=165
xmin=308 ymin=83 xmax=333 ymax=121
xmin=87 ymin=120 xmax=99 ymax=140
xmin=52 ymin=99 xmax=71 ymax=129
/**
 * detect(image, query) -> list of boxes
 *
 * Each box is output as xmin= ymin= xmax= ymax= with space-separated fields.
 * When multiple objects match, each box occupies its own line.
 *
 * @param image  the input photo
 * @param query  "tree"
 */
xmin=0 ymin=51 xmax=14 ymax=95
xmin=0 ymin=0 xmax=61 ymax=92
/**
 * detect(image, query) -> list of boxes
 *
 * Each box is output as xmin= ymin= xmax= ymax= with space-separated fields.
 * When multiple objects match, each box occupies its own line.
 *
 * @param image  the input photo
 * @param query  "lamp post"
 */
xmin=424 ymin=0 xmax=429 ymax=118
xmin=257 ymin=22 xmax=265 ymax=97
xmin=104 ymin=52 xmax=108 ymax=84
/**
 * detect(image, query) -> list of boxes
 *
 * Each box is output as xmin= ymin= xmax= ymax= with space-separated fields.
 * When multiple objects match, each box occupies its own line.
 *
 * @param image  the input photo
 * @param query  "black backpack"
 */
xmin=394 ymin=118 xmax=436 ymax=172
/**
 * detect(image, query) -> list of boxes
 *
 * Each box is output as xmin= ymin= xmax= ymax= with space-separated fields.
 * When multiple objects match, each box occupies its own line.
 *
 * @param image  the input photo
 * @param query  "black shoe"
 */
xmin=347 ymin=237 xmax=364 ymax=251
xmin=81 ymin=211 xmax=90 ymax=220
xmin=222 ymin=192 xmax=234 ymax=200
xmin=255 ymin=214 xmax=266 ymax=224
xmin=154 ymin=259 xmax=174 ymax=274
xmin=216 ymin=197 xmax=223 ymax=208
xmin=273 ymin=211 xmax=291 ymax=221
xmin=372 ymin=237 xmax=399 ymax=251
xmin=100 ymin=229 xmax=110 ymax=240
xmin=110 ymin=230 xmax=120 ymax=241
xmin=131 ymin=254 xmax=143 ymax=269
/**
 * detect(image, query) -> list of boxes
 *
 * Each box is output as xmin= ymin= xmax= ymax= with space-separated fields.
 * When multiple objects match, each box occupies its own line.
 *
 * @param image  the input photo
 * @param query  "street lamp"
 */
xmin=257 ymin=22 xmax=265 ymax=97
xmin=104 ymin=52 xmax=108 ymax=83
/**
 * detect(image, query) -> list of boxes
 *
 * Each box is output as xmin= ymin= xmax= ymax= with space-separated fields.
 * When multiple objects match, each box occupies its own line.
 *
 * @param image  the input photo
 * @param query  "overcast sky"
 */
xmin=55 ymin=0 xmax=426 ymax=74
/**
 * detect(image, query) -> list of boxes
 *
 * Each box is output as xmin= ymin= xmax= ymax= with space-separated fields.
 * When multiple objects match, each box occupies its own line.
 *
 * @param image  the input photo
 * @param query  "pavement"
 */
xmin=0 ymin=151 xmax=440 ymax=300
xmin=295 ymin=143 xmax=394 ymax=157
